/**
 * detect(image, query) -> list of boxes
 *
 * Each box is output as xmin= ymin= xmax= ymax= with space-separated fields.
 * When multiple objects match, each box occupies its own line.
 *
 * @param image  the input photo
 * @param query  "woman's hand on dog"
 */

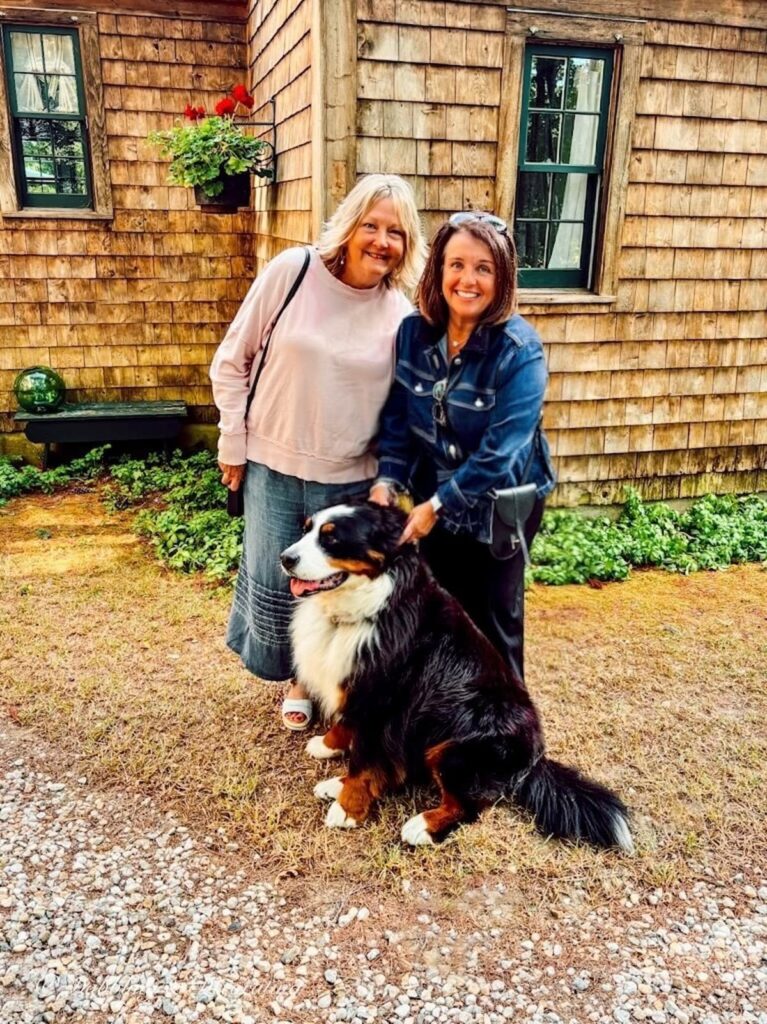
xmin=219 ymin=462 xmax=246 ymax=491
xmin=368 ymin=482 xmax=392 ymax=506
xmin=400 ymin=501 xmax=438 ymax=545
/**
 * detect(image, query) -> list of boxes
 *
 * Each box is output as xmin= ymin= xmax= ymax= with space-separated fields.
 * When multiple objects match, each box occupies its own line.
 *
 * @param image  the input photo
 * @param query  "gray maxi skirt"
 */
xmin=227 ymin=461 xmax=372 ymax=682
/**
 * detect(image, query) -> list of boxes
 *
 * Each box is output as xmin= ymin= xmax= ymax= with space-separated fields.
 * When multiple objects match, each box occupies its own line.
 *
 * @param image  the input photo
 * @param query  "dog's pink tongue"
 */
xmin=290 ymin=578 xmax=322 ymax=598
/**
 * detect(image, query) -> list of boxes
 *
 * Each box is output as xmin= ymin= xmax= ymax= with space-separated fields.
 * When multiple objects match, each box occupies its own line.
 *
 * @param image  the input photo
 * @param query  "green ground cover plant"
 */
xmin=1 ymin=449 xmax=766 ymax=584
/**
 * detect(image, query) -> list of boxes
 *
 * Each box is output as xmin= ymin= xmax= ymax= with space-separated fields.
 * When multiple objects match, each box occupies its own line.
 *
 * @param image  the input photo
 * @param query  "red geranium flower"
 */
xmin=183 ymin=103 xmax=205 ymax=121
xmin=231 ymin=84 xmax=255 ymax=109
xmin=214 ymin=96 xmax=236 ymax=116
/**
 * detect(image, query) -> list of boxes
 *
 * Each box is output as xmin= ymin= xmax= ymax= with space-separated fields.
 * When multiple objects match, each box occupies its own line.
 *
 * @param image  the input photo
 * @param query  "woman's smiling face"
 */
xmin=341 ymin=198 xmax=406 ymax=288
xmin=441 ymin=230 xmax=497 ymax=327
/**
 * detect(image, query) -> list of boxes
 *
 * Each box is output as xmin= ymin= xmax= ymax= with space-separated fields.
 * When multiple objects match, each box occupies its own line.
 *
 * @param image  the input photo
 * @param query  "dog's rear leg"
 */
xmin=322 ymin=768 xmax=388 ymax=830
xmin=306 ymin=720 xmax=353 ymax=760
xmin=401 ymin=741 xmax=482 ymax=846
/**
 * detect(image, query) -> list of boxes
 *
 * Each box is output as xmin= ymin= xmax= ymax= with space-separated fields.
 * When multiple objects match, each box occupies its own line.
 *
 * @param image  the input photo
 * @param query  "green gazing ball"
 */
xmin=13 ymin=366 xmax=66 ymax=414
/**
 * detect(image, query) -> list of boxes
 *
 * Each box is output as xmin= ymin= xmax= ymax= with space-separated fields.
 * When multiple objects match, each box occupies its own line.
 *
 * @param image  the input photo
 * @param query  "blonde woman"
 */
xmin=210 ymin=174 xmax=425 ymax=730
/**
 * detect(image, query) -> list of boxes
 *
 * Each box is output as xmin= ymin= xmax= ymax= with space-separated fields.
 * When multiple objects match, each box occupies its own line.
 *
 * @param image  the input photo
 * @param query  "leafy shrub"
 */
xmin=103 ymin=449 xmax=244 ymax=581
xmin=135 ymin=508 xmax=243 ymax=583
xmin=0 ymin=446 xmax=108 ymax=505
xmin=2 ymin=449 xmax=766 ymax=586
xmin=529 ymin=489 xmax=767 ymax=584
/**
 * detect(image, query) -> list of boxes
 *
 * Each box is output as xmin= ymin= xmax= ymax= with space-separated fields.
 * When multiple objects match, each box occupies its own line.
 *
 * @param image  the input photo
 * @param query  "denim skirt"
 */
xmin=227 ymin=461 xmax=372 ymax=682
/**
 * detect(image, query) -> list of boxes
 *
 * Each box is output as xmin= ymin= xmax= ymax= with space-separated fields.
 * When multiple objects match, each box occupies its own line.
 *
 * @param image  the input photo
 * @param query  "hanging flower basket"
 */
xmin=193 ymin=171 xmax=251 ymax=211
xmin=148 ymin=85 xmax=274 ymax=213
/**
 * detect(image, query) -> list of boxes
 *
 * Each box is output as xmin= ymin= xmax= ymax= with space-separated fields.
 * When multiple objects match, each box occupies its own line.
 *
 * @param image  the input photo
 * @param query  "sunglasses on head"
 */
xmin=448 ymin=211 xmax=508 ymax=235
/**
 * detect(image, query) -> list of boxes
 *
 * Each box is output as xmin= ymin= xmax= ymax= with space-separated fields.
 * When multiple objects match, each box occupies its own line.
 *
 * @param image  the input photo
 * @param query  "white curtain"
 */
xmin=10 ymin=32 xmax=78 ymax=113
xmin=43 ymin=34 xmax=78 ymax=113
xmin=549 ymin=61 xmax=601 ymax=270
xmin=10 ymin=33 xmax=45 ymax=112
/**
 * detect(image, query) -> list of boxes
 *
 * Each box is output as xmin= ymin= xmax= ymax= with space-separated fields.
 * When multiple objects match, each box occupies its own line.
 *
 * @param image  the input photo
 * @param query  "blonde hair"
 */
xmin=317 ymin=174 xmax=426 ymax=292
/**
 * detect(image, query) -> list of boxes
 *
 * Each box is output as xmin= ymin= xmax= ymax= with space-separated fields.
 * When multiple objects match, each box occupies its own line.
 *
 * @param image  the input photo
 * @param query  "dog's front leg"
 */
xmin=315 ymin=768 xmax=387 ymax=829
xmin=306 ymin=720 xmax=353 ymax=760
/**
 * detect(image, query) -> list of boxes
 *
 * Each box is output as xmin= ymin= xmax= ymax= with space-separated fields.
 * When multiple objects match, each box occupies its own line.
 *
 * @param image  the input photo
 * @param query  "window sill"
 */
xmin=517 ymin=289 xmax=616 ymax=307
xmin=1 ymin=208 xmax=113 ymax=221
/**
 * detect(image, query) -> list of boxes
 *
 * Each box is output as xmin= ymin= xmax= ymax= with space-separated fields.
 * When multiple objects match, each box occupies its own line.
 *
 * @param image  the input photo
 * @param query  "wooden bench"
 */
xmin=14 ymin=400 xmax=188 ymax=469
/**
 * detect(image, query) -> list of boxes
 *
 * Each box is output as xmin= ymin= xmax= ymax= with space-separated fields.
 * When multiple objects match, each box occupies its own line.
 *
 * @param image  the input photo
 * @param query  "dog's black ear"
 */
xmin=363 ymin=501 xmax=407 ymax=557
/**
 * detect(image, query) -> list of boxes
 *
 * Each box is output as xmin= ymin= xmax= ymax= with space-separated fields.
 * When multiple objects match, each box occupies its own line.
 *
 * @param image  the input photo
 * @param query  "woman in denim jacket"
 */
xmin=370 ymin=213 xmax=556 ymax=681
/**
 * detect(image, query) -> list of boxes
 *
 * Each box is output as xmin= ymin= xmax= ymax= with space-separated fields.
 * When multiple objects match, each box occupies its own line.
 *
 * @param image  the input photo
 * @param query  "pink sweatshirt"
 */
xmin=209 ymin=246 xmax=412 ymax=483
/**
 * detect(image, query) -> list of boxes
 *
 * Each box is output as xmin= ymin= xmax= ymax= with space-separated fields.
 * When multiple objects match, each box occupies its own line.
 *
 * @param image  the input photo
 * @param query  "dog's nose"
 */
xmin=280 ymin=550 xmax=298 ymax=572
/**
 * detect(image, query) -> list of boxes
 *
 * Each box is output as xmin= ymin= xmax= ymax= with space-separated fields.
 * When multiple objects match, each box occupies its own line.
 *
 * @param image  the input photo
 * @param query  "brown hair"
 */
xmin=416 ymin=217 xmax=518 ymax=327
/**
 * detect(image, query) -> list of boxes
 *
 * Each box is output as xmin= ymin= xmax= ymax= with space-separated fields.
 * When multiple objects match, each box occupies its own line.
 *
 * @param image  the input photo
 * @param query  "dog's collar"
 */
xmin=328 ymin=612 xmax=375 ymax=627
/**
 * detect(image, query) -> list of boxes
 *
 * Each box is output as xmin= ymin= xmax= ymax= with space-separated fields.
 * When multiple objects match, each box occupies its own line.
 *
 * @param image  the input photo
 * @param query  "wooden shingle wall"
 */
xmin=355 ymin=1 xmax=767 ymax=505
xmin=247 ymin=0 xmax=313 ymax=270
xmin=0 ymin=10 xmax=254 ymax=432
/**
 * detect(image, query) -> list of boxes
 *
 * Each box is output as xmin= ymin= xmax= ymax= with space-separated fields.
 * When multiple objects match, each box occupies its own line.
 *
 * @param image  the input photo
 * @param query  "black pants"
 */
xmin=420 ymin=499 xmax=545 ymax=681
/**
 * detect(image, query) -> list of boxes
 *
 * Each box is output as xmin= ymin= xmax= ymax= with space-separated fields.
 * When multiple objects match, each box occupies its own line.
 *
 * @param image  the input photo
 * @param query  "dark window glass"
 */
xmin=3 ymin=26 xmax=92 ymax=208
xmin=515 ymin=45 xmax=613 ymax=289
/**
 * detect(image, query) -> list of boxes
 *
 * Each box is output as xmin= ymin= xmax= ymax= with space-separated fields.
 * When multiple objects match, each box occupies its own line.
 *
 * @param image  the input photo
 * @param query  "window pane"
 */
xmin=42 ymin=33 xmax=76 ymax=75
xmin=51 ymin=120 xmax=86 ymax=158
xmin=560 ymin=113 xmax=600 ymax=165
xmin=19 ymin=118 xmax=53 ymax=156
xmin=50 ymin=123 xmax=83 ymax=157
xmin=551 ymin=173 xmax=588 ymax=221
xmin=548 ymin=221 xmax=584 ymax=269
xmin=24 ymin=156 xmax=42 ymax=178
xmin=13 ymin=72 xmax=46 ymax=113
xmin=516 ymin=222 xmax=548 ymax=269
xmin=56 ymin=160 xmax=87 ymax=195
xmin=10 ymin=31 xmax=44 ymax=73
xmin=526 ymin=113 xmax=560 ymax=163
xmin=529 ymin=55 xmax=565 ymax=109
xmin=18 ymin=118 xmax=88 ymax=197
xmin=45 ymin=76 xmax=80 ymax=114
xmin=517 ymin=172 xmax=550 ymax=219
xmin=25 ymin=154 xmax=57 ymax=194
xmin=565 ymin=57 xmax=605 ymax=112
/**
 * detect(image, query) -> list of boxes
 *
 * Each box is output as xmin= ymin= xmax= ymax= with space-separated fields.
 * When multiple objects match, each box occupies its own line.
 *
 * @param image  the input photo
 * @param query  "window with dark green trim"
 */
xmin=514 ymin=45 xmax=613 ymax=289
xmin=2 ymin=24 xmax=92 ymax=209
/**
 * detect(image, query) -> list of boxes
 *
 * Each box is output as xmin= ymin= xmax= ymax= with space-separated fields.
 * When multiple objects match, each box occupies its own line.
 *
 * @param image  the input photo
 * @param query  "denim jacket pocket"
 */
xmin=449 ymin=385 xmax=497 ymax=412
xmin=396 ymin=369 xmax=437 ymax=444
xmin=447 ymin=387 xmax=496 ymax=451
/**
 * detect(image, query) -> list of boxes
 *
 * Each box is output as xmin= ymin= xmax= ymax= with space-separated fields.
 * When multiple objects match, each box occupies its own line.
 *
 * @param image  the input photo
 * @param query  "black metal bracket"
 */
xmin=247 ymin=96 xmax=277 ymax=183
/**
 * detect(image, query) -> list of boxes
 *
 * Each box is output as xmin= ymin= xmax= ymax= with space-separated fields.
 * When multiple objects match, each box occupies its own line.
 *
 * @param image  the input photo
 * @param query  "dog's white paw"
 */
xmin=306 ymin=735 xmax=344 ymax=760
xmin=325 ymin=800 xmax=358 ymax=829
xmin=314 ymin=777 xmax=344 ymax=802
xmin=401 ymin=813 xmax=435 ymax=847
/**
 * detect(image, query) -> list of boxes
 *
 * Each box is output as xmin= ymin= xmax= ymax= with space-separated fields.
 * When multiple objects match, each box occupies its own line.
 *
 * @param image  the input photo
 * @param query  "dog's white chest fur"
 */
xmin=291 ymin=576 xmax=392 ymax=718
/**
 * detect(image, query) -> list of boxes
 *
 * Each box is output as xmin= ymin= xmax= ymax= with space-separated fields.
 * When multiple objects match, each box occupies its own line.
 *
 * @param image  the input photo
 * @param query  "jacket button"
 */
xmin=454 ymin=357 xmax=461 ymax=366
xmin=414 ymin=382 xmax=423 ymax=393
xmin=448 ymin=444 xmax=457 ymax=458
xmin=474 ymin=397 xmax=484 ymax=407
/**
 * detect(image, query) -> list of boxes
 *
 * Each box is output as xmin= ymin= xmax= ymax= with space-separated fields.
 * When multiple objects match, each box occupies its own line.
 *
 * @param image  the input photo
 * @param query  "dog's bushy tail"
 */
xmin=513 ymin=756 xmax=634 ymax=853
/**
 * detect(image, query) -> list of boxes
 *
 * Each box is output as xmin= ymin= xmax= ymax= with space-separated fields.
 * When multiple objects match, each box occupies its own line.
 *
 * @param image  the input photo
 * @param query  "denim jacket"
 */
xmin=377 ymin=311 xmax=556 ymax=543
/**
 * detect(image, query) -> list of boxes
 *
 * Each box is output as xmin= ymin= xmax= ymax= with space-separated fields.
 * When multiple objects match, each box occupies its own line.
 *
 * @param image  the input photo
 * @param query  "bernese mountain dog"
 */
xmin=280 ymin=502 xmax=633 ymax=852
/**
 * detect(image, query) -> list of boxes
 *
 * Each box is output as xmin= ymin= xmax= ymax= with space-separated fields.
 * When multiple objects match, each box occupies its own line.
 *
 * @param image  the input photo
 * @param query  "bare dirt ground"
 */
xmin=1 ymin=489 xmax=766 ymax=920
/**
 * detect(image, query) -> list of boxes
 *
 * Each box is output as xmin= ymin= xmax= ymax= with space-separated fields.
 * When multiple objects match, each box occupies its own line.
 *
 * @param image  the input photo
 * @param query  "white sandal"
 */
xmin=281 ymin=697 xmax=313 ymax=732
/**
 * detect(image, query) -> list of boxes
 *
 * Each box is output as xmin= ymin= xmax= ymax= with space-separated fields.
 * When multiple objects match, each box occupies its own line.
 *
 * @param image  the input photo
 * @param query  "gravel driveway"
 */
xmin=1 ymin=723 xmax=765 ymax=1024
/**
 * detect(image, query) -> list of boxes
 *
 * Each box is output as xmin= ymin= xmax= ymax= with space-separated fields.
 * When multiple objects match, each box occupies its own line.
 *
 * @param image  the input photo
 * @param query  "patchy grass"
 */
xmin=1 ymin=490 xmax=766 ymax=915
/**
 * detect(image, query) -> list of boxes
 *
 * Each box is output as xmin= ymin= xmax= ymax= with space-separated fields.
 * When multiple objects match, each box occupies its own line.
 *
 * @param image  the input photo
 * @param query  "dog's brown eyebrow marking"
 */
xmin=366 ymin=548 xmax=384 ymax=563
xmin=320 ymin=522 xmax=335 ymax=534
xmin=329 ymin=557 xmax=380 ymax=578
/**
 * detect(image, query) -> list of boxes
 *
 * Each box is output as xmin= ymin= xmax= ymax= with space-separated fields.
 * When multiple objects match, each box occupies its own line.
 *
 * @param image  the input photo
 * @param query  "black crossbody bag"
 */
xmin=487 ymin=431 xmax=540 ymax=563
xmin=226 ymin=246 xmax=312 ymax=517
xmin=436 ymin=398 xmax=540 ymax=563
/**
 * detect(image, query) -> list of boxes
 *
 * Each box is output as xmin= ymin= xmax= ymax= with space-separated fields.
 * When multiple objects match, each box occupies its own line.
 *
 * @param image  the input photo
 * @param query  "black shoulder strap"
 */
xmin=244 ymin=246 xmax=311 ymax=418
xmin=519 ymin=417 xmax=542 ymax=484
